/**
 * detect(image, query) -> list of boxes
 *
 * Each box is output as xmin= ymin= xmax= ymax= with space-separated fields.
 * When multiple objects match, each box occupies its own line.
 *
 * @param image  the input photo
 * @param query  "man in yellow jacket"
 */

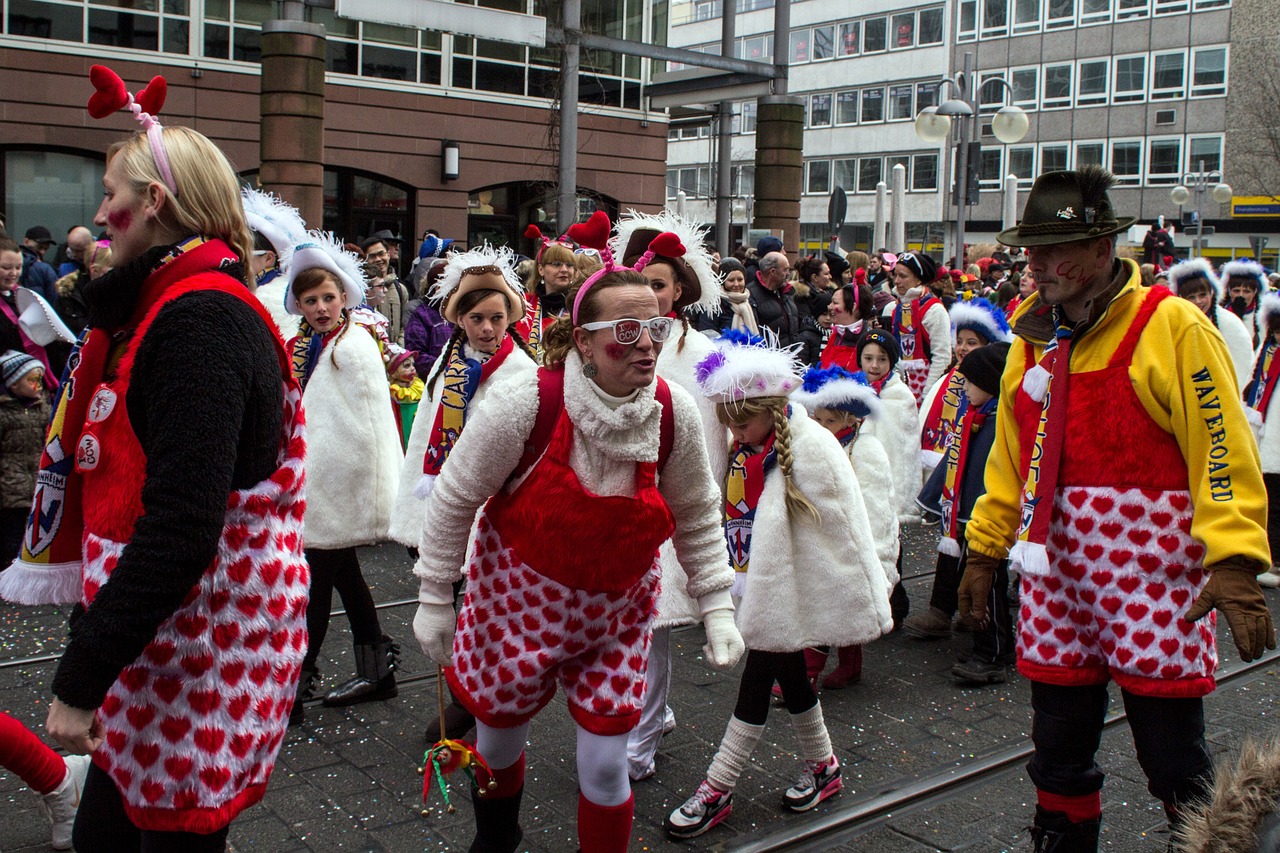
xmin=958 ymin=165 xmax=1275 ymax=852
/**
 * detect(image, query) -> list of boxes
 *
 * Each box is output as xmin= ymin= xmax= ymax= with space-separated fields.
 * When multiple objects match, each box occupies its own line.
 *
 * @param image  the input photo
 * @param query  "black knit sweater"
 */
xmin=52 ymin=249 xmax=284 ymax=710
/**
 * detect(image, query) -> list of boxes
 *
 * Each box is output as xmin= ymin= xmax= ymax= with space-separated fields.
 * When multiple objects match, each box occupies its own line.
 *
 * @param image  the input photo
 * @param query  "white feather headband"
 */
xmin=283 ymin=230 xmax=367 ymax=315
xmin=610 ymin=208 xmax=722 ymax=316
xmin=241 ymin=187 xmax=308 ymax=259
xmin=429 ymin=244 xmax=527 ymax=324
xmin=695 ymin=329 xmax=804 ymax=403
xmin=1223 ymin=259 xmax=1267 ymax=291
xmin=1166 ymin=257 xmax=1223 ymax=301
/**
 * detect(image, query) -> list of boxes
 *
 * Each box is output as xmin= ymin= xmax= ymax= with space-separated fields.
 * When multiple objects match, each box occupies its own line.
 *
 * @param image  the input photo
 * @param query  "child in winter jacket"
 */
xmin=666 ymin=330 xmax=892 ymax=840
xmin=918 ymin=342 xmax=1015 ymax=683
xmin=0 ymin=351 xmax=49 ymax=563
xmin=386 ymin=346 xmax=424 ymax=450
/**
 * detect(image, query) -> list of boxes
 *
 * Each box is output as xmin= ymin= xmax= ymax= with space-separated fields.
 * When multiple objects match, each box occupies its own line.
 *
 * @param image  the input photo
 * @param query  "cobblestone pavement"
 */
xmin=4 ymin=524 xmax=1280 ymax=852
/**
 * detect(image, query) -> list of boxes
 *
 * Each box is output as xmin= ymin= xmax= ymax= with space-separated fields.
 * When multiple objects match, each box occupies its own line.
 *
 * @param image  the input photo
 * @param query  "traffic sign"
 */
xmin=828 ymin=187 xmax=847 ymax=233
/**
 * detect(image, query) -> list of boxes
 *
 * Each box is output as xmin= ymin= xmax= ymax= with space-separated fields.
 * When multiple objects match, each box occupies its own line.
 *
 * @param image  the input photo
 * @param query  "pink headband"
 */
xmin=571 ymin=227 xmax=685 ymax=323
xmin=86 ymin=65 xmax=177 ymax=196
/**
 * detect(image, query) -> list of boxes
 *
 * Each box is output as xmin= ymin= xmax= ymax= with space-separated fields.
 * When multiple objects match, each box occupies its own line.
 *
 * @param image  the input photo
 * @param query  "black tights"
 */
xmin=303 ymin=546 xmax=383 ymax=669
xmin=73 ymin=762 xmax=231 ymax=853
xmin=733 ymin=649 xmax=818 ymax=726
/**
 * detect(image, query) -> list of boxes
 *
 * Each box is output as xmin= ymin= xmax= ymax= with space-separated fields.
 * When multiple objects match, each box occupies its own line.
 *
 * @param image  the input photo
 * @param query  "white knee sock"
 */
xmin=576 ymin=725 xmax=631 ymax=807
xmin=476 ymin=720 xmax=531 ymax=770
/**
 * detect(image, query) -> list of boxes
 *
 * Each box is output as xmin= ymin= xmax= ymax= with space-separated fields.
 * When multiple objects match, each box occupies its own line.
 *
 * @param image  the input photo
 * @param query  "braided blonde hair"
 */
xmin=715 ymin=396 xmax=821 ymax=525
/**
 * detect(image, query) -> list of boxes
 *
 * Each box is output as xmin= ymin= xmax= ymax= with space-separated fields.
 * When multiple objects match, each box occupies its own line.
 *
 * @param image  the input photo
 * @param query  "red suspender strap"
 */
xmin=655 ymin=376 xmax=674 ymax=471
xmin=1108 ymin=287 xmax=1171 ymax=369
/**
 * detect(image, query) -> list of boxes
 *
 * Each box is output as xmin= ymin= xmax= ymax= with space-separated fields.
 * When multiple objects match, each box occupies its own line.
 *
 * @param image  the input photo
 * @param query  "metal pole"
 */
xmin=556 ymin=0 xmax=581 ymax=236
xmin=953 ymin=51 xmax=974 ymax=267
xmin=772 ymin=0 xmax=790 ymax=96
xmin=1195 ymin=158 xmax=1206 ymax=259
xmin=715 ymin=2 xmax=736 ymax=257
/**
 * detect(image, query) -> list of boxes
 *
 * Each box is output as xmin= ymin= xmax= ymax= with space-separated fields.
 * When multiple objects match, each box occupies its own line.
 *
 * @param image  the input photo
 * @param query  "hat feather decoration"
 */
xmin=1166 ymin=257 xmax=1223 ymax=301
xmin=1223 ymin=259 xmax=1267 ymax=291
xmin=429 ymin=244 xmax=526 ymax=324
xmin=792 ymin=365 xmax=885 ymax=420
xmin=949 ymin=297 xmax=1013 ymax=344
xmin=695 ymin=328 xmax=804 ymax=403
xmin=283 ymin=230 xmax=368 ymax=315
xmin=242 ymin=187 xmax=308 ymax=259
xmin=610 ymin=209 xmax=722 ymax=315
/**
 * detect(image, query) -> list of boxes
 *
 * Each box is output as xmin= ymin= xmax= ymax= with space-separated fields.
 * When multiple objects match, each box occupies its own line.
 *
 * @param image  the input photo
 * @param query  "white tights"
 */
xmin=476 ymin=720 xmax=631 ymax=807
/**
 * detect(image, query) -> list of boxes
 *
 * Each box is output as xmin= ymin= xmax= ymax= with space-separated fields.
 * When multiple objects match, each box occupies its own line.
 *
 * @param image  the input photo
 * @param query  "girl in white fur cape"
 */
xmin=611 ymin=209 xmax=730 ymax=783
xmin=666 ymin=330 xmax=892 ymax=841
xmin=1167 ymin=258 xmax=1254 ymax=391
xmin=284 ymin=234 xmax=403 ymax=720
xmin=1243 ymin=292 xmax=1280 ymax=589
xmin=791 ymin=365 xmax=899 ymax=691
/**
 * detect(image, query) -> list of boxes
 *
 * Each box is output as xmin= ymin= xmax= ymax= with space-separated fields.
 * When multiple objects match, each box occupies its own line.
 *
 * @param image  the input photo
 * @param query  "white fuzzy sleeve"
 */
xmin=923 ymin=301 xmax=952 ymax=394
xmin=850 ymin=435 xmax=901 ymax=586
xmin=657 ymin=382 xmax=734 ymax=600
xmin=1216 ymin=309 xmax=1254 ymax=394
xmin=413 ymin=372 xmax=539 ymax=585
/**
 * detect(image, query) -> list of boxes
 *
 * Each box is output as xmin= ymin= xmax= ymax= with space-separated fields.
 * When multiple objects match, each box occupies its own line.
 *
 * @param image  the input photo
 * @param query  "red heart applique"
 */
xmin=565 ymin=210 xmax=611 ymax=250
xmin=647 ymin=231 xmax=685 ymax=259
xmin=88 ymin=65 xmax=129 ymax=119
xmin=135 ymin=75 xmax=167 ymax=116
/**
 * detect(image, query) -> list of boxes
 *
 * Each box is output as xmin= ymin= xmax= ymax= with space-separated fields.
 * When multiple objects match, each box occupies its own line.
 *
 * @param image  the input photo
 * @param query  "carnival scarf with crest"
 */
xmin=1012 ymin=314 xmax=1076 ymax=577
xmin=938 ymin=394 xmax=996 ymax=556
xmin=289 ymin=315 xmax=347 ymax=392
xmin=527 ymin=292 xmax=565 ymax=355
xmin=724 ymin=434 xmax=777 ymax=595
xmin=422 ymin=335 xmax=514 ymax=478
xmin=836 ymin=422 xmax=860 ymax=448
xmin=1246 ymin=338 xmax=1280 ymax=423
xmin=0 ymin=237 xmax=233 ymax=605
xmin=921 ymin=368 xmax=965 ymax=458
xmin=893 ymin=295 xmax=937 ymax=360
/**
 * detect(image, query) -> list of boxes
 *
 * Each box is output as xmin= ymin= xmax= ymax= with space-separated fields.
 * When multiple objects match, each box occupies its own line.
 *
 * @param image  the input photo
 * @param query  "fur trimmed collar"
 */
xmin=562 ymin=349 xmax=662 ymax=463
xmin=1176 ymin=735 xmax=1280 ymax=853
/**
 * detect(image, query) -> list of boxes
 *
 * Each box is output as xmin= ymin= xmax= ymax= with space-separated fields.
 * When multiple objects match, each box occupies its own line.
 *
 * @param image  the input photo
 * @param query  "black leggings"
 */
xmin=733 ymin=649 xmax=818 ymax=725
xmin=1265 ymin=473 xmax=1280 ymax=562
xmin=303 ymin=546 xmax=383 ymax=669
xmin=73 ymin=762 xmax=231 ymax=853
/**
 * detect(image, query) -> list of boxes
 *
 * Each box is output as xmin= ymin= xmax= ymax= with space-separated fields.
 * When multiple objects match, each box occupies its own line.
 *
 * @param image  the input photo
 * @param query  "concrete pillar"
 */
xmin=751 ymin=95 xmax=804 ymax=254
xmin=873 ymin=182 xmax=887 ymax=252
xmin=259 ymin=20 xmax=327 ymax=227
xmin=890 ymin=163 xmax=906 ymax=253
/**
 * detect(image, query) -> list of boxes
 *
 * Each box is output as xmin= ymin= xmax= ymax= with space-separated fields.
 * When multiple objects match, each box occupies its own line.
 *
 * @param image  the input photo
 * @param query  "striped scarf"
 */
xmin=724 ymin=435 xmax=777 ymax=596
xmin=938 ymin=394 xmax=995 ymax=556
xmin=422 ymin=335 xmax=513 ymax=478
xmin=1246 ymin=338 xmax=1280 ymax=423
xmin=289 ymin=314 xmax=347 ymax=392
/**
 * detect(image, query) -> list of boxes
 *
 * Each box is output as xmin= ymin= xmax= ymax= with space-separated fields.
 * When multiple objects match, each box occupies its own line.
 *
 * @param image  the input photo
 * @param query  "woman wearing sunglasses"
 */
xmin=412 ymin=225 xmax=743 ymax=853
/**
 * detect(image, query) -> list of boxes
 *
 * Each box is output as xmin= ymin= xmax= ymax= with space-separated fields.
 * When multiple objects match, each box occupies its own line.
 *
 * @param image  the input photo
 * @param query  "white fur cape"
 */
xmin=654 ymin=326 xmax=730 ymax=629
xmin=1216 ymin=307 xmax=1255 ymax=393
xmin=846 ymin=432 xmax=901 ymax=587
xmin=1250 ymin=342 xmax=1280 ymax=475
xmin=863 ymin=373 xmax=923 ymax=522
xmin=253 ymin=275 xmax=299 ymax=342
xmin=388 ymin=342 xmax=536 ymax=547
xmin=300 ymin=326 xmax=403 ymax=549
xmin=733 ymin=406 xmax=893 ymax=651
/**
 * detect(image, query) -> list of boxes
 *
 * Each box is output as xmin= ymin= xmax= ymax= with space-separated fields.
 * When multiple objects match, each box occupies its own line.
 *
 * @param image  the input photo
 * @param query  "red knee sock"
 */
xmin=1038 ymin=789 xmax=1102 ymax=823
xmin=0 ymin=710 xmax=66 ymax=794
xmin=578 ymin=792 xmax=634 ymax=853
xmin=476 ymin=752 xmax=525 ymax=799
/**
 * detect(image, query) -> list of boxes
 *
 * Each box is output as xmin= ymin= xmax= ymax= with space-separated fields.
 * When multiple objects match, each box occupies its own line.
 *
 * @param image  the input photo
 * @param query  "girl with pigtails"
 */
xmin=666 ymin=330 xmax=893 ymax=841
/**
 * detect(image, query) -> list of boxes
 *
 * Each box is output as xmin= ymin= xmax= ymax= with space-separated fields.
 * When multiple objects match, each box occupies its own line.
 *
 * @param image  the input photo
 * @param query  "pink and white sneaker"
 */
xmin=782 ymin=755 xmax=842 ymax=812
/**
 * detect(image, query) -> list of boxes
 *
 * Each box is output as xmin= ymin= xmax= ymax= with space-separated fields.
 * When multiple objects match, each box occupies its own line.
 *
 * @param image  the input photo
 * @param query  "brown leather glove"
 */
xmin=1184 ymin=557 xmax=1276 ymax=663
xmin=957 ymin=551 xmax=1001 ymax=629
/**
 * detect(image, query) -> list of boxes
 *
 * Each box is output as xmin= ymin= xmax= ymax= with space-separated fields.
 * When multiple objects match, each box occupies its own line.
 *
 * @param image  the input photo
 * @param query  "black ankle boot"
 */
xmin=322 ymin=636 xmax=398 ymax=707
xmin=424 ymin=700 xmax=476 ymax=744
xmin=1029 ymin=806 xmax=1101 ymax=853
xmin=289 ymin=664 xmax=319 ymax=726
xmin=469 ymin=785 xmax=524 ymax=853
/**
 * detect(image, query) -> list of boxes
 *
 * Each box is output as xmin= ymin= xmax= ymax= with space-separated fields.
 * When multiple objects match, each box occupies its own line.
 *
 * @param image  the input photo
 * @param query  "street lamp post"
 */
xmin=914 ymin=51 xmax=1029 ymax=265
xmin=1170 ymin=162 xmax=1232 ymax=259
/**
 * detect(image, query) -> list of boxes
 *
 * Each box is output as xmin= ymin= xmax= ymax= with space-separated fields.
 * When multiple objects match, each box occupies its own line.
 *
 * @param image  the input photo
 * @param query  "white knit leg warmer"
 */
xmin=706 ymin=716 xmax=765 ymax=792
xmin=789 ymin=703 xmax=833 ymax=764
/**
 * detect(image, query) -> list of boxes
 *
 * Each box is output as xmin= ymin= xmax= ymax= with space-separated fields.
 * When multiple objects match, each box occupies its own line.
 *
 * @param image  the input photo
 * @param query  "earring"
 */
xmin=582 ymin=361 xmax=598 ymax=379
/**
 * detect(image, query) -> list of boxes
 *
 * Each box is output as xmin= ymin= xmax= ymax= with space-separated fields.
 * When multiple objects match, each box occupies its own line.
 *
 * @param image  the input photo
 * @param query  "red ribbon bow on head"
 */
xmin=87 ymin=65 xmax=167 ymax=120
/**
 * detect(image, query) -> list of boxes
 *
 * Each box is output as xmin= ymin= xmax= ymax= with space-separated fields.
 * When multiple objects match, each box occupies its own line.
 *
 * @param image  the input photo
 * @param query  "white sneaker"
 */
xmin=40 ymin=754 xmax=90 ymax=851
xmin=1258 ymin=568 xmax=1280 ymax=589
xmin=665 ymin=779 xmax=733 ymax=839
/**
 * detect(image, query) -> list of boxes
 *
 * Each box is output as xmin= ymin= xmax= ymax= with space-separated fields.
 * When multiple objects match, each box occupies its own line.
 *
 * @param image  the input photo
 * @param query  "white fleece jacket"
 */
xmin=654 ymin=326 xmax=731 ymax=629
xmin=733 ymin=407 xmax=893 ymax=651
xmin=301 ymin=324 xmax=404 ymax=549
xmin=1250 ymin=343 xmax=1280 ymax=475
xmin=388 ymin=342 xmax=537 ymax=547
xmin=1216 ymin=308 xmax=1254 ymax=393
xmin=862 ymin=372 xmax=922 ymax=522
xmin=415 ymin=349 xmax=733 ymax=606
xmin=847 ymin=432 xmax=901 ymax=587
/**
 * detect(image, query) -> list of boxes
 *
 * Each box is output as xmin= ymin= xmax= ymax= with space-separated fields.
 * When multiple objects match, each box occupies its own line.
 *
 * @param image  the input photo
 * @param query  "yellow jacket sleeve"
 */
xmin=965 ymin=339 xmax=1030 ymax=560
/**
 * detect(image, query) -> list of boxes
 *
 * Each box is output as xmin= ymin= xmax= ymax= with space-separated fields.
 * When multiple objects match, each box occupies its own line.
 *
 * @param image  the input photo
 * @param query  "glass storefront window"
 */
xmin=4 ymin=150 xmax=106 ymax=244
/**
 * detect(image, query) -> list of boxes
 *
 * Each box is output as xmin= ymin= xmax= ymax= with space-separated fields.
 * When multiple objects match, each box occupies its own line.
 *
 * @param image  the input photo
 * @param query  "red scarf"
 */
xmin=724 ymin=434 xmax=777 ymax=586
xmin=422 ymin=334 xmax=514 ymax=478
xmin=938 ymin=395 xmax=993 ymax=555
xmin=921 ymin=368 xmax=964 ymax=459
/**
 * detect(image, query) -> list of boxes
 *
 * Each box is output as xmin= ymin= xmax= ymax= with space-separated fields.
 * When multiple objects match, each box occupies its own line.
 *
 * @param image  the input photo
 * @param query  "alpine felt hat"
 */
xmin=997 ymin=166 xmax=1136 ymax=248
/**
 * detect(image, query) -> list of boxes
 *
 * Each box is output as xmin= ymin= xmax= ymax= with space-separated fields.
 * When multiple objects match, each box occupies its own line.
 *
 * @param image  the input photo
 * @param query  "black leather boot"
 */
xmin=289 ymin=664 xmax=319 ymax=726
xmin=468 ymin=785 xmax=524 ymax=853
xmin=1029 ymin=806 xmax=1101 ymax=853
xmin=322 ymin=636 xmax=399 ymax=707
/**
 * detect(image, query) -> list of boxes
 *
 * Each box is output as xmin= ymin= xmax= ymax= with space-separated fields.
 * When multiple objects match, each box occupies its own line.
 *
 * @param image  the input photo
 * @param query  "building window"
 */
xmin=858 ymin=157 xmax=883 ymax=192
xmin=1113 ymin=55 xmax=1147 ymax=103
xmin=1011 ymin=67 xmax=1039 ymax=108
xmin=979 ymin=147 xmax=1004 ymax=189
xmin=917 ymin=81 xmax=940 ymax=111
xmin=863 ymin=17 xmax=887 ymax=52
xmin=1043 ymin=63 xmax=1073 ymax=109
xmin=736 ymin=34 xmax=773 ymax=62
xmin=4 ymin=149 xmax=105 ymax=240
xmin=834 ymin=158 xmax=857 ymax=192
xmin=958 ymin=0 xmax=978 ymax=40
xmin=740 ymin=101 xmax=758 ymax=134
xmin=1151 ymin=51 xmax=1186 ymax=100
xmin=892 ymin=12 xmax=915 ymax=47
xmin=887 ymin=155 xmax=912 ymax=187
xmin=1111 ymin=140 xmax=1142 ymax=185
xmin=979 ymin=72 xmax=1007 ymax=113
xmin=1046 ymin=0 xmax=1075 ymax=27
xmin=1116 ymin=0 xmax=1149 ymax=17
xmin=889 ymin=84 xmax=914 ymax=121
xmin=789 ymin=29 xmax=809 ymax=63
xmin=1154 ymin=0 xmax=1189 ymax=13
xmin=1041 ymin=144 xmax=1069 ymax=174
xmin=1012 ymin=0 xmax=1041 ymax=32
xmin=810 ymin=93 xmax=832 ymax=127
xmin=1147 ymin=137 xmax=1182 ymax=185
xmin=806 ymin=160 xmax=831 ymax=194
xmin=735 ymin=164 xmax=756 ymax=196
xmin=861 ymin=86 xmax=885 ymax=122
xmin=838 ymin=21 xmax=860 ymax=57
xmin=913 ymin=154 xmax=939 ymax=190
xmin=1080 ymin=0 xmax=1111 ymax=24
xmin=1191 ymin=47 xmax=1227 ymax=97
xmin=1008 ymin=146 xmax=1036 ymax=187
xmin=1076 ymin=141 xmax=1105 ymax=167
xmin=918 ymin=7 xmax=945 ymax=43
xmin=1076 ymin=59 xmax=1108 ymax=106
xmin=982 ymin=0 xmax=1009 ymax=36
xmin=1193 ymin=0 xmax=1229 ymax=8
xmin=812 ymin=24 xmax=835 ymax=60
xmin=1187 ymin=136 xmax=1222 ymax=173
xmin=836 ymin=90 xmax=859 ymax=124
xmin=666 ymin=169 xmax=679 ymax=198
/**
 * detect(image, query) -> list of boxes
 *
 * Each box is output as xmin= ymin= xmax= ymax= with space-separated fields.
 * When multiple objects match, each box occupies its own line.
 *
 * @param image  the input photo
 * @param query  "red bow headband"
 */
xmin=524 ymin=210 xmax=611 ymax=263
xmin=86 ymin=65 xmax=176 ymax=195
xmin=571 ymin=214 xmax=685 ymax=323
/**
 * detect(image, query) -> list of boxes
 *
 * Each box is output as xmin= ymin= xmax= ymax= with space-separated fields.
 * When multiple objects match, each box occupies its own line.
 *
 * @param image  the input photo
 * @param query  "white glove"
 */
xmin=414 ymin=579 xmax=458 ymax=666
xmin=701 ymin=608 xmax=745 ymax=670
